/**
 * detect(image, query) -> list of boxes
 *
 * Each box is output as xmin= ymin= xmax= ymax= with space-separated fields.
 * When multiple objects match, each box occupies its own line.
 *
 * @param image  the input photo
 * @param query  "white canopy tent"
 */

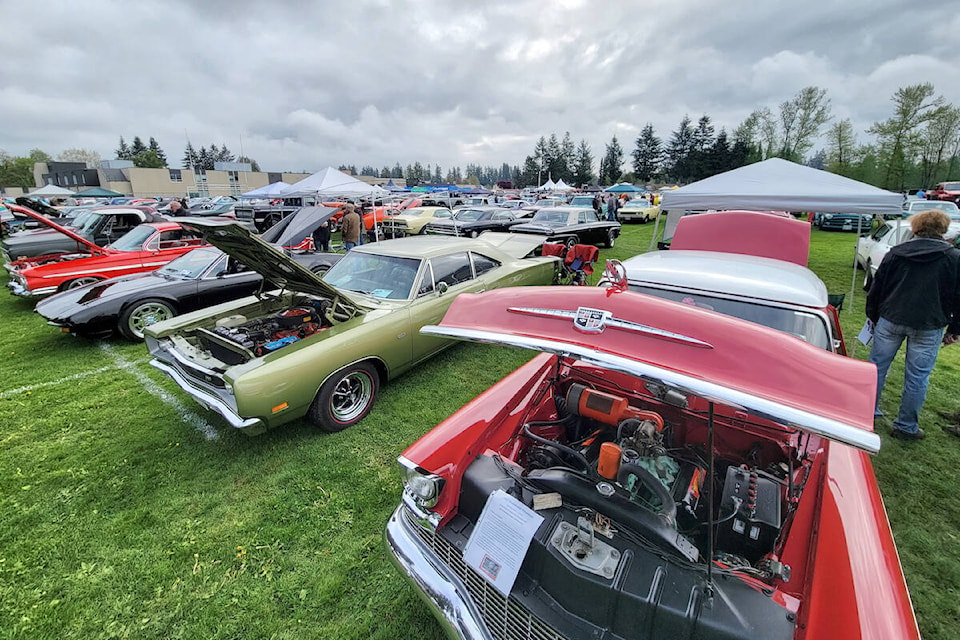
xmin=655 ymin=158 xmax=904 ymax=320
xmin=280 ymin=167 xmax=389 ymax=199
xmin=537 ymin=178 xmax=556 ymax=191
xmin=552 ymin=179 xmax=574 ymax=191
xmin=240 ymin=181 xmax=290 ymax=199
xmin=28 ymin=184 xmax=76 ymax=197
xmin=660 ymin=158 xmax=902 ymax=214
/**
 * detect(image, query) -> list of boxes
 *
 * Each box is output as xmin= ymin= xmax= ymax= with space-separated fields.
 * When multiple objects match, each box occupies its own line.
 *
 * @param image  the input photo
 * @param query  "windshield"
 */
xmin=569 ymin=196 xmax=594 ymax=206
xmin=107 ymin=225 xmax=155 ymax=251
xmin=322 ymin=251 xmax=422 ymax=300
xmin=944 ymin=183 xmax=960 ymax=190
xmin=629 ymin=284 xmax=831 ymax=350
xmin=534 ymin=199 xmax=559 ymax=207
xmin=74 ymin=211 xmax=108 ymax=235
xmin=531 ymin=209 xmax=570 ymax=224
xmin=155 ymin=247 xmax=222 ymax=279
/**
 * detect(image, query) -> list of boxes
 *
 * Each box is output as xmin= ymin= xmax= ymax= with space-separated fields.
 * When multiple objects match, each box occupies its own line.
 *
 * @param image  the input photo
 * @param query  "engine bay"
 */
xmin=484 ymin=367 xmax=809 ymax=586
xmin=196 ymin=299 xmax=333 ymax=365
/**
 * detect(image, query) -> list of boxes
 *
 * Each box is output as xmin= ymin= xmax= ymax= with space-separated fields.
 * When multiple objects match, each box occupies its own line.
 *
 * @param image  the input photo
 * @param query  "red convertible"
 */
xmin=6 ymin=217 xmax=205 ymax=298
xmin=387 ymin=280 xmax=919 ymax=639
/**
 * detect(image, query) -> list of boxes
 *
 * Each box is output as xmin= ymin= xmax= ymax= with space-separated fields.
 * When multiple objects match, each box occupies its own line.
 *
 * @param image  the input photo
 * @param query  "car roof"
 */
xmin=621 ymin=250 xmax=828 ymax=308
xmin=354 ymin=235 xmax=507 ymax=259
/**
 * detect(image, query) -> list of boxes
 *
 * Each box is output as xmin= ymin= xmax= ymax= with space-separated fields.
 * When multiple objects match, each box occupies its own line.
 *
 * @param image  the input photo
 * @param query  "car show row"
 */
xmin=1 ymin=194 xmax=922 ymax=639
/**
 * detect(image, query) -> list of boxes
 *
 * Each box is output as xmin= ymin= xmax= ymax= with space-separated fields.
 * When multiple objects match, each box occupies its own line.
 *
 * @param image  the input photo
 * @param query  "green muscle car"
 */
xmin=145 ymin=221 xmax=560 ymax=435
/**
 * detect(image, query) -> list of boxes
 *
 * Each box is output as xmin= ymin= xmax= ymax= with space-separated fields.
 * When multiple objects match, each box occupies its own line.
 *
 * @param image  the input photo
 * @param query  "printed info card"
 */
xmin=462 ymin=489 xmax=544 ymax=597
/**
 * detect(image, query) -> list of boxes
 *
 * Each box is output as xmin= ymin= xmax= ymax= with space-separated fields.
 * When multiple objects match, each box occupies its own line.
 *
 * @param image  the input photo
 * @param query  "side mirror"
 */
xmin=437 ymin=281 xmax=449 ymax=295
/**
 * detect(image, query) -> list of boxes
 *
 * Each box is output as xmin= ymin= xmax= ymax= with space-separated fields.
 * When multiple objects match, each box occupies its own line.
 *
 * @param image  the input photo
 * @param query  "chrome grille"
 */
xmin=404 ymin=509 xmax=564 ymax=640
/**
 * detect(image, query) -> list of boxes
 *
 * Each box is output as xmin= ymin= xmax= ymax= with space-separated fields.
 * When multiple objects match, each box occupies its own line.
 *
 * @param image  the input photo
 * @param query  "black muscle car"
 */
xmin=509 ymin=206 xmax=621 ymax=249
xmin=423 ymin=207 xmax=523 ymax=237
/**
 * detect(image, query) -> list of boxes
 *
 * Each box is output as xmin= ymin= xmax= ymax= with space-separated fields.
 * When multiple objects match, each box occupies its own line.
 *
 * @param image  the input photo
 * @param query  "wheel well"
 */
xmin=120 ymin=297 xmax=179 ymax=315
xmin=312 ymin=357 xmax=388 ymax=401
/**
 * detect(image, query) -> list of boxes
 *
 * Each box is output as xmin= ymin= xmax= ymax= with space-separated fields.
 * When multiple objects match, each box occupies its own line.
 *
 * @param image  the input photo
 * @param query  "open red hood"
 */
xmin=9 ymin=204 xmax=110 ymax=255
xmin=420 ymin=285 xmax=880 ymax=453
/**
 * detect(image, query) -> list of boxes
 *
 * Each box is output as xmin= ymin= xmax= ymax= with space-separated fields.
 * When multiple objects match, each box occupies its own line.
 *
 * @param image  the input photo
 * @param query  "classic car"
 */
xmin=899 ymin=198 xmax=960 ymax=219
xmin=379 ymin=206 xmax=454 ymax=237
xmin=2 ymin=202 xmax=162 ymax=262
xmin=567 ymin=195 xmax=597 ymax=208
xmin=510 ymin=206 xmax=620 ymax=249
xmin=6 ymin=221 xmax=207 ymax=298
xmin=856 ymin=218 xmax=960 ymax=290
xmin=521 ymin=198 xmax=566 ymax=215
xmin=928 ymin=181 xmax=960 ymax=203
xmin=34 ymin=246 xmax=342 ymax=340
xmin=424 ymin=207 xmax=523 ymax=237
xmin=618 ymin=198 xmax=660 ymax=223
xmin=812 ymin=211 xmax=873 ymax=231
xmin=145 ymin=225 xmax=560 ymax=435
xmin=386 ymin=282 xmax=919 ymax=640
xmin=617 ymin=211 xmax=846 ymax=352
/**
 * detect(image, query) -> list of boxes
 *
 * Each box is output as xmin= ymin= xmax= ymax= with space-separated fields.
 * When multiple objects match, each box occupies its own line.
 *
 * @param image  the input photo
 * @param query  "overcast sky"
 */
xmin=2 ymin=0 xmax=957 ymax=175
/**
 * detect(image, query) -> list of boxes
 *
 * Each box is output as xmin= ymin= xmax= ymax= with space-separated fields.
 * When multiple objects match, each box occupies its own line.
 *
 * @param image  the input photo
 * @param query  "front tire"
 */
xmin=863 ymin=263 xmax=874 ymax=292
xmin=308 ymin=362 xmax=380 ymax=432
xmin=119 ymin=299 xmax=176 ymax=340
xmin=62 ymin=276 xmax=102 ymax=291
xmin=604 ymin=228 xmax=617 ymax=249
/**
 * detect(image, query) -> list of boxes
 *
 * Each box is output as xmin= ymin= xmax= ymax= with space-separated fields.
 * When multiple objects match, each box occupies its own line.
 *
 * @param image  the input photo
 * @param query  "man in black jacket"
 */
xmin=866 ymin=209 xmax=960 ymax=440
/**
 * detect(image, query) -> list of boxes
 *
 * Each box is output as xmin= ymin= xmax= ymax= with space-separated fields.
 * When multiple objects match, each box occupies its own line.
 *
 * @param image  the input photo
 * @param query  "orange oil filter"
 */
xmin=597 ymin=442 xmax=623 ymax=480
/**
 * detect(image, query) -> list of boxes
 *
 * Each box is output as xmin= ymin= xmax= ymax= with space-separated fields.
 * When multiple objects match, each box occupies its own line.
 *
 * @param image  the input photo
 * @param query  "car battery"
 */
xmin=716 ymin=465 xmax=781 ymax=560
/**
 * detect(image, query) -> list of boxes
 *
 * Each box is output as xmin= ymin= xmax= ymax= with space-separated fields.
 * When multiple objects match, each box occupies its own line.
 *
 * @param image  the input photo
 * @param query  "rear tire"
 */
xmin=564 ymin=236 xmax=578 ymax=250
xmin=308 ymin=362 xmax=380 ymax=432
xmin=119 ymin=299 xmax=176 ymax=341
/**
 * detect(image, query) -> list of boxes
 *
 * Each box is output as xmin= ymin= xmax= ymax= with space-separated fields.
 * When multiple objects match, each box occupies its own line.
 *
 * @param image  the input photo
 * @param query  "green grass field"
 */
xmin=2 ymin=221 xmax=959 ymax=639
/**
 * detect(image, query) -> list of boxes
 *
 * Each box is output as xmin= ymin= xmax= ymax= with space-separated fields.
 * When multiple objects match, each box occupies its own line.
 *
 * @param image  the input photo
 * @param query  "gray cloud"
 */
xmin=1 ymin=0 xmax=958 ymax=174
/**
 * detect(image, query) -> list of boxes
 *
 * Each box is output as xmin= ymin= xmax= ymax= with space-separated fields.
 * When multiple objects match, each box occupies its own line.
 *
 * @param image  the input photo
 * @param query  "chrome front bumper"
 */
xmin=149 ymin=358 xmax=265 ymax=434
xmin=6 ymin=278 xmax=56 ymax=298
xmin=385 ymin=506 xmax=492 ymax=640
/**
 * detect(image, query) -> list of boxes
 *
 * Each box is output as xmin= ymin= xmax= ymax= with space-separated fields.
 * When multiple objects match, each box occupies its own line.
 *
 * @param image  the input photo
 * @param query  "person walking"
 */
xmin=605 ymin=193 xmax=619 ymax=222
xmin=312 ymin=219 xmax=331 ymax=252
xmin=340 ymin=204 xmax=362 ymax=251
xmin=866 ymin=208 xmax=960 ymax=441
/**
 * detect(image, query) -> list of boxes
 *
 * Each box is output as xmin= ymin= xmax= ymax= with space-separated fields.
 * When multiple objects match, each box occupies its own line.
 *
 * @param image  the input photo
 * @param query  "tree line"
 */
xmin=2 ymin=83 xmax=958 ymax=192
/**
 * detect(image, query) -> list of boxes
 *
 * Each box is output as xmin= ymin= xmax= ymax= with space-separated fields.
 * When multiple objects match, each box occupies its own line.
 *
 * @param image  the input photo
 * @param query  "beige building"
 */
xmin=27 ymin=160 xmax=312 ymax=199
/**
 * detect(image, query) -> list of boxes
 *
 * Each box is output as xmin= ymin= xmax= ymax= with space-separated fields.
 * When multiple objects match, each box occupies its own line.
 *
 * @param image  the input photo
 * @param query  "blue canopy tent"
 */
xmin=604 ymin=183 xmax=645 ymax=194
xmin=383 ymin=179 xmax=408 ymax=192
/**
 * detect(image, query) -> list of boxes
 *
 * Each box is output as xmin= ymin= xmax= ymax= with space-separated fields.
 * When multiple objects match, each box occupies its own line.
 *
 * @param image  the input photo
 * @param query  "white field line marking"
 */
xmin=0 ymin=365 xmax=119 ymax=399
xmin=97 ymin=342 xmax=219 ymax=441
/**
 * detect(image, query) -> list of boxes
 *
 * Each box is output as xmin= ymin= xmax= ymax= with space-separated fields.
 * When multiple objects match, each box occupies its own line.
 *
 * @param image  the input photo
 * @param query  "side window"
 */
xmin=115 ymin=214 xmax=138 ymax=233
xmin=579 ymin=211 xmax=589 ymax=224
xmin=582 ymin=210 xmax=599 ymax=223
xmin=429 ymin=252 xmax=473 ymax=288
xmin=156 ymin=229 xmax=185 ymax=249
xmin=471 ymin=252 xmax=500 ymax=276
xmin=871 ymin=225 xmax=891 ymax=241
xmin=416 ymin=263 xmax=435 ymax=296
xmin=493 ymin=212 xmax=513 ymax=221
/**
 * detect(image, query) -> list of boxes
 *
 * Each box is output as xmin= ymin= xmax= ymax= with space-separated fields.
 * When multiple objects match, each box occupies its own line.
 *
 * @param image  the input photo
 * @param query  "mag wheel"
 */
xmin=119 ymin=299 xmax=176 ymax=340
xmin=309 ymin=362 xmax=380 ymax=432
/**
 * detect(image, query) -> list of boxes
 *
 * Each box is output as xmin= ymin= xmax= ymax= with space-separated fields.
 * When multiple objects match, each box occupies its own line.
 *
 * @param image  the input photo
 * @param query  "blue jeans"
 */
xmin=869 ymin=317 xmax=943 ymax=434
xmin=345 ymin=241 xmax=357 ymax=251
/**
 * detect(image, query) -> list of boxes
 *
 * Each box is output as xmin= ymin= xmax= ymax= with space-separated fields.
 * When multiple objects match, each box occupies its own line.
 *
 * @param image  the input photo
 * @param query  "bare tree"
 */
xmin=868 ymin=83 xmax=946 ymax=190
xmin=825 ymin=119 xmax=859 ymax=177
xmin=56 ymin=148 xmax=102 ymax=168
xmin=918 ymin=105 xmax=960 ymax=186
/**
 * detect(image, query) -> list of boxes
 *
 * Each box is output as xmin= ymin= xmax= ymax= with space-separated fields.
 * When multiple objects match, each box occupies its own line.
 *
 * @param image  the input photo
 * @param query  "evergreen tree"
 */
xmin=546 ymin=134 xmax=563 ymax=182
xmin=572 ymin=140 xmax=595 ymax=187
xmin=665 ymin=116 xmax=695 ymax=182
xmin=147 ymin=137 xmax=167 ymax=167
xmin=705 ymin=130 xmax=732 ymax=176
xmin=130 ymin=136 xmax=147 ymax=157
xmin=237 ymin=155 xmax=261 ymax=172
xmin=116 ymin=136 xmax=131 ymax=160
xmin=632 ymin=124 xmax=662 ymax=182
xmin=599 ymin=136 xmax=625 ymax=185
xmin=182 ymin=142 xmax=197 ymax=168
xmin=133 ymin=149 xmax=165 ymax=168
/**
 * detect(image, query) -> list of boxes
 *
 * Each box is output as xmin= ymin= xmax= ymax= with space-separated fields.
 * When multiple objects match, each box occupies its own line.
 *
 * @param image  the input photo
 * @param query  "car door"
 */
xmin=410 ymin=252 xmax=486 ymax=360
xmin=578 ymin=209 xmax=603 ymax=243
xmin=192 ymin=255 xmax=263 ymax=311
